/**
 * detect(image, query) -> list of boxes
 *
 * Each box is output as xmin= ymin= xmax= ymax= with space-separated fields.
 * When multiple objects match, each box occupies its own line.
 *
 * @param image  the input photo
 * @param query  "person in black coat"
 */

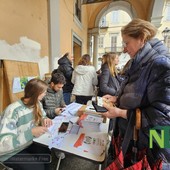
xmin=52 ymin=52 xmax=74 ymax=105
xmin=99 ymin=52 xmax=120 ymax=96
xmin=98 ymin=52 xmax=120 ymax=131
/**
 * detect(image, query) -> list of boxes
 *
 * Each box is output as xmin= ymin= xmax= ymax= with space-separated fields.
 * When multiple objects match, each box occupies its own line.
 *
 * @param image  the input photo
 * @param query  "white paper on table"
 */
xmin=61 ymin=110 xmax=72 ymax=117
xmin=48 ymin=116 xmax=73 ymax=149
xmin=48 ymin=117 xmax=63 ymax=134
xmin=63 ymin=102 xmax=82 ymax=116
xmin=52 ymin=115 xmax=72 ymax=124
xmin=48 ymin=133 xmax=68 ymax=149
xmin=69 ymin=116 xmax=79 ymax=123
xmin=48 ymin=122 xmax=60 ymax=135
xmin=73 ymin=133 xmax=108 ymax=156
xmin=52 ymin=116 xmax=63 ymax=123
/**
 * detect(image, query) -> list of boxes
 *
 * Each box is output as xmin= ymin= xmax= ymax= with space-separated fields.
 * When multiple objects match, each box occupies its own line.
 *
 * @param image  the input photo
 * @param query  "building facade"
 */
xmin=0 ymin=0 xmax=170 ymax=71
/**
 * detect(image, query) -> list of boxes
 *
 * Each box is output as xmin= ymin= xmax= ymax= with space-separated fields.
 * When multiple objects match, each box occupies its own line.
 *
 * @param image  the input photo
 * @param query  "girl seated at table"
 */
xmin=0 ymin=78 xmax=52 ymax=170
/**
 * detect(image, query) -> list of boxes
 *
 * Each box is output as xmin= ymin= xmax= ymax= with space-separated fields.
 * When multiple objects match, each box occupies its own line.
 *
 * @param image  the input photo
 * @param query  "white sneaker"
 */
xmin=55 ymin=152 xmax=65 ymax=159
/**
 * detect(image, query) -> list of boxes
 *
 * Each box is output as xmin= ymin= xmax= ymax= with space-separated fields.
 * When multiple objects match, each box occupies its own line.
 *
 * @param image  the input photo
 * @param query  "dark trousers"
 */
xmin=4 ymin=143 xmax=51 ymax=170
xmin=63 ymin=92 xmax=71 ymax=105
xmin=75 ymin=95 xmax=92 ymax=105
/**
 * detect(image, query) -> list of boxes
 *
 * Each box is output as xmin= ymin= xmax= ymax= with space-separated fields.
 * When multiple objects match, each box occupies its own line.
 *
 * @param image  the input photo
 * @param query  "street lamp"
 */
xmin=162 ymin=27 xmax=170 ymax=43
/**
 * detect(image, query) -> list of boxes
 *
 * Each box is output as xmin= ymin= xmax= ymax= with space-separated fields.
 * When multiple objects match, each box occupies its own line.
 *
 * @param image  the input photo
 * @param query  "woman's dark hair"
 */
xmin=51 ymin=73 xmax=66 ymax=85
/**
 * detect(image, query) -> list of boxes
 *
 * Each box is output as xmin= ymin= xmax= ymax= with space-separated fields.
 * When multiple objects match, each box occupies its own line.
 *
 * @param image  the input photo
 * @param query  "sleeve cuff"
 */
xmin=24 ymin=129 xmax=34 ymax=141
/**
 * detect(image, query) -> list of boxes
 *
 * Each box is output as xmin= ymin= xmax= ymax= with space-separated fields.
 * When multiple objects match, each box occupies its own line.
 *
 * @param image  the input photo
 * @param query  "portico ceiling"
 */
xmin=85 ymin=0 xmax=165 ymax=29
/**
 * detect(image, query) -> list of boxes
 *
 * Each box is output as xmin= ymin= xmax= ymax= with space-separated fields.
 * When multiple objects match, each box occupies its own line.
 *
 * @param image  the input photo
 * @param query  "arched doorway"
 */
xmin=89 ymin=1 xmax=136 ymax=69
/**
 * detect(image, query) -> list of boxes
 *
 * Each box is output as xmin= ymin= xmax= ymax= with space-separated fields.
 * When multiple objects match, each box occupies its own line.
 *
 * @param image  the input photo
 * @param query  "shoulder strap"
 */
xmin=121 ymin=110 xmax=135 ymax=156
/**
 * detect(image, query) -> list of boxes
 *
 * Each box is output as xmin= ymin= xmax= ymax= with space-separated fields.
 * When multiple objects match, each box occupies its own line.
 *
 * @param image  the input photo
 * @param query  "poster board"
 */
xmin=2 ymin=60 xmax=39 ymax=106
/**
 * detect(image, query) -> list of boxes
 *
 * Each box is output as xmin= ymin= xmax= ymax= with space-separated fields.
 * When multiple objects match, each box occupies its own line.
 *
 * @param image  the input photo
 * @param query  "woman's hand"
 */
xmin=31 ymin=126 xmax=48 ymax=137
xmin=42 ymin=118 xmax=53 ymax=128
xmin=102 ymin=95 xmax=117 ymax=103
xmin=102 ymin=103 xmax=127 ymax=119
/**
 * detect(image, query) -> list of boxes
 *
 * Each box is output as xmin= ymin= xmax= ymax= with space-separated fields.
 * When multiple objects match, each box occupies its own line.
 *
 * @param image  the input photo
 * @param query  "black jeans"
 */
xmin=4 ymin=143 xmax=51 ymax=170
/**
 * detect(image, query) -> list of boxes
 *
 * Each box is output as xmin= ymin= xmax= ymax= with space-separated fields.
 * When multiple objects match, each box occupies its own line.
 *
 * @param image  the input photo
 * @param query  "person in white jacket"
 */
xmin=72 ymin=54 xmax=98 ymax=104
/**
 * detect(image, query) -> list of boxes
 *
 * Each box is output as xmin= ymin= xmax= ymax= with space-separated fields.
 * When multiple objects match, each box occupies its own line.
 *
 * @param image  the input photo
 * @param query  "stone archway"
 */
xmin=150 ymin=0 xmax=166 ymax=28
xmin=89 ymin=1 xmax=136 ymax=69
xmin=95 ymin=1 xmax=137 ymax=28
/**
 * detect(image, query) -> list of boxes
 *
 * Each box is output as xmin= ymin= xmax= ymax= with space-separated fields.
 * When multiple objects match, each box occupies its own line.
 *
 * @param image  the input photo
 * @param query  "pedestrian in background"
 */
xmin=71 ymin=54 xmax=98 ymax=104
xmin=99 ymin=52 xmax=120 ymax=97
xmin=52 ymin=52 xmax=74 ymax=105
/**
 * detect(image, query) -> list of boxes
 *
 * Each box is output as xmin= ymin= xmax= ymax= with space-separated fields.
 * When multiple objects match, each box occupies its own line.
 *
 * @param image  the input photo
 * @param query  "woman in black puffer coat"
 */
xmin=103 ymin=19 xmax=170 ymax=168
xmin=52 ymin=52 xmax=74 ymax=105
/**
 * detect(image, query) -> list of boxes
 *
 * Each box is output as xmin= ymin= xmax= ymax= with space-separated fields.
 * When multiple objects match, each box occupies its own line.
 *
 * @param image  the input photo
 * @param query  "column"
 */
xmin=48 ymin=0 xmax=60 ymax=71
xmin=151 ymin=0 xmax=165 ymax=28
xmin=87 ymin=33 xmax=92 ymax=57
xmin=93 ymin=33 xmax=99 ymax=70
xmin=88 ymin=28 xmax=99 ymax=70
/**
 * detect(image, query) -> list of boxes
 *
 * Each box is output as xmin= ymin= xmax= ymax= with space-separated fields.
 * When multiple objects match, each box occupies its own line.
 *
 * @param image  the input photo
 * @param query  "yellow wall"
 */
xmin=59 ymin=0 xmax=88 ymax=56
xmin=130 ymin=0 xmax=154 ymax=20
xmin=0 ymin=0 xmax=49 ymax=56
xmin=86 ymin=2 xmax=110 ymax=28
xmin=0 ymin=0 xmax=165 ymax=64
